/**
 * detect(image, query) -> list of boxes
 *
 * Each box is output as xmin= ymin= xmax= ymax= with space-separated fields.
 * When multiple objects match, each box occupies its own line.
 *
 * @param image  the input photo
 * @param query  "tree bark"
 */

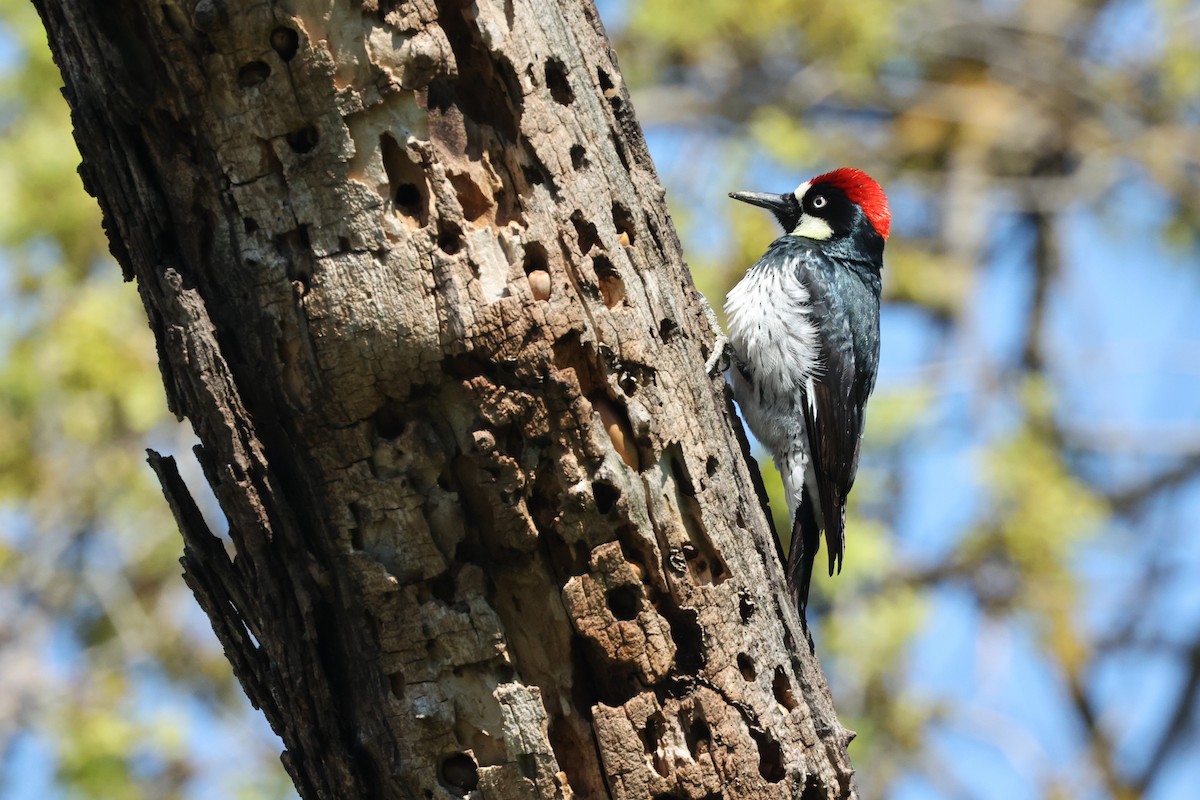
xmin=34 ymin=0 xmax=856 ymax=797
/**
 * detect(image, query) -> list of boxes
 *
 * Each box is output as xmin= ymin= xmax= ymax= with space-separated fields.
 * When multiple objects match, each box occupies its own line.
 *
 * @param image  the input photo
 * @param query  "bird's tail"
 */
xmin=787 ymin=484 xmax=823 ymax=620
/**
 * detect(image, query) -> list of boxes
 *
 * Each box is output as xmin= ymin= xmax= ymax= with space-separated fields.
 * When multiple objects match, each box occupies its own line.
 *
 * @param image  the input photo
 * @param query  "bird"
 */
xmin=716 ymin=167 xmax=889 ymax=619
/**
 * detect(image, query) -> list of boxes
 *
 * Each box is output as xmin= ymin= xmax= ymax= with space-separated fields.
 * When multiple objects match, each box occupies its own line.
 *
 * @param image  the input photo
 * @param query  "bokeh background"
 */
xmin=3 ymin=0 xmax=1199 ymax=798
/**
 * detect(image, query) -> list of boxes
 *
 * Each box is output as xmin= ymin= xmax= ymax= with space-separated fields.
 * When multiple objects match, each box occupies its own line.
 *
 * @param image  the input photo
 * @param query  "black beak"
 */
xmin=729 ymin=191 xmax=801 ymax=232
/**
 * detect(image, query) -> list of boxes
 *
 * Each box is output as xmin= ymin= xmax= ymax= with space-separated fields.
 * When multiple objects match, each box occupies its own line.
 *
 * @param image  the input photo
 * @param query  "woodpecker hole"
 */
xmin=438 ymin=219 xmax=464 ymax=255
xmin=738 ymin=653 xmax=756 ymax=681
xmin=705 ymin=456 xmax=718 ymax=477
xmin=570 ymin=144 xmax=587 ymax=170
xmin=237 ymin=60 xmax=271 ymax=88
xmin=270 ymin=26 xmax=300 ymax=61
xmin=594 ymin=255 xmax=625 ymax=309
xmin=372 ymin=405 xmax=407 ymax=440
xmin=683 ymin=713 xmax=711 ymax=758
xmin=242 ymin=217 xmax=258 ymax=234
xmin=544 ymin=57 xmax=574 ymax=105
xmin=448 ymin=171 xmax=492 ymax=224
xmin=802 ymin=774 xmax=829 ymax=800
xmin=286 ymin=125 xmax=319 ymax=154
xmin=597 ymin=66 xmax=615 ymax=94
xmin=612 ymin=201 xmax=636 ymax=246
xmin=522 ymin=163 xmax=546 ymax=187
xmin=522 ymin=241 xmax=549 ymax=274
xmin=605 ymin=584 xmax=640 ymax=621
xmin=611 ymin=131 xmax=631 ymax=172
xmin=524 ymin=242 xmax=551 ymax=300
xmin=591 ymin=394 xmax=639 ymax=470
xmin=772 ymin=666 xmax=799 ymax=711
xmin=394 ymin=183 xmax=420 ymax=206
xmin=439 ymin=752 xmax=479 ymax=795
xmin=388 ymin=671 xmax=405 ymax=699
xmin=659 ymin=318 xmax=678 ymax=342
xmin=571 ymin=210 xmax=601 ymax=255
xmin=751 ymin=729 xmax=786 ymax=783
xmin=593 ymin=481 xmax=619 ymax=514
xmin=380 ymin=133 xmax=429 ymax=227
xmin=665 ymin=605 xmax=705 ymax=673
xmin=641 ymin=713 xmax=671 ymax=778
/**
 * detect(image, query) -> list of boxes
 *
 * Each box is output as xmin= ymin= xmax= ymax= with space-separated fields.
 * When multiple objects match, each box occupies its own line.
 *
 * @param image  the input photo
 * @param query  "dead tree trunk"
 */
xmin=34 ymin=0 xmax=856 ymax=797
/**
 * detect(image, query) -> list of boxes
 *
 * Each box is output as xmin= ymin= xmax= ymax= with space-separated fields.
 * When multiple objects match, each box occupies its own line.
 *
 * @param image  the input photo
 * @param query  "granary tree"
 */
xmin=32 ymin=0 xmax=857 ymax=797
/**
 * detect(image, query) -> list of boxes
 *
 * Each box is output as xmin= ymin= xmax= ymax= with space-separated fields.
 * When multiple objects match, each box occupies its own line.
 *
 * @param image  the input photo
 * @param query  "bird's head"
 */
xmin=730 ymin=168 xmax=891 ymax=250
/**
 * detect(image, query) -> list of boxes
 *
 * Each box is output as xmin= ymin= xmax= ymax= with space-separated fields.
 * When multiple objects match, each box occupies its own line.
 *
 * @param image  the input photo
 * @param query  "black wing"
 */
xmin=785 ymin=243 xmax=880 ymax=609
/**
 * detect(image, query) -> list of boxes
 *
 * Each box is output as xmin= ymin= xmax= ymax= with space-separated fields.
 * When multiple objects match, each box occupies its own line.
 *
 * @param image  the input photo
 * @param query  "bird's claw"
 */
xmin=700 ymin=293 xmax=730 ymax=377
xmin=706 ymin=335 xmax=731 ymax=377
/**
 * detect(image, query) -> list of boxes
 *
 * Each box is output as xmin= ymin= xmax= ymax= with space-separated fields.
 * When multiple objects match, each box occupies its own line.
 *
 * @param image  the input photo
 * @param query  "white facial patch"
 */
xmin=792 ymin=216 xmax=834 ymax=240
xmin=788 ymin=180 xmax=834 ymax=240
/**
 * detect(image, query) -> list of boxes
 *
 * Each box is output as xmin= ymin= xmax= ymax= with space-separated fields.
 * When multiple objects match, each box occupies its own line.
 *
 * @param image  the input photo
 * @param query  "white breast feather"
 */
xmin=725 ymin=257 xmax=820 ymax=403
xmin=725 ymin=255 xmax=823 ymax=524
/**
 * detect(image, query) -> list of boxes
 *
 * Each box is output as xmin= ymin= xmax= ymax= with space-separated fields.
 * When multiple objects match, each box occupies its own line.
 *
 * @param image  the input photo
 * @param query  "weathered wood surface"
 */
xmin=34 ymin=0 xmax=857 ymax=797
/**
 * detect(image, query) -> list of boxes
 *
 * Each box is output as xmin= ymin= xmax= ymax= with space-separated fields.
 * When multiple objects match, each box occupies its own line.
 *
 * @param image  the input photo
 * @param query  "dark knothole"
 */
xmin=286 ymin=125 xmax=319 ymax=154
xmin=801 ymin=773 xmax=828 ymax=800
xmin=270 ymin=26 xmax=300 ymax=62
xmin=605 ymin=584 xmax=641 ymax=621
xmin=773 ymin=666 xmax=799 ymax=711
xmin=237 ymin=60 xmax=271 ymax=88
xmin=570 ymin=210 xmax=601 ymax=255
xmin=438 ymin=752 xmax=479 ymax=795
xmin=659 ymin=318 xmax=678 ymax=342
xmin=447 ymin=172 xmax=492 ymax=223
xmin=522 ymin=241 xmax=549 ymax=275
xmin=372 ymin=405 xmax=406 ymax=440
xmin=612 ymin=201 xmax=636 ymax=246
xmin=544 ymin=57 xmax=575 ymax=105
xmin=594 ymin=254 xmax=625 ymax=309
xmin=570 ymin=144 xmax=587 ymax=170
xmin=522 ymin=162 xmax=546 ymax=186
xmin=438 ymin=219 xmax=464 ymax=255
xmin=394 ymin=183 xmax=421 ymax=207
xmin=738 ymin=653 xmax=756 ymax=681
xmin=749 ymin=728 xmax=786 ymax=783
xmin=380 ymin=133 xmax=430 ymax=227
xmin=684 ymin=715 xmax=711 ymax=757
xmin=593 ymin=480 xmax=619 ymax=514
xmin=388 ymin=671 xmax=405 ymax=700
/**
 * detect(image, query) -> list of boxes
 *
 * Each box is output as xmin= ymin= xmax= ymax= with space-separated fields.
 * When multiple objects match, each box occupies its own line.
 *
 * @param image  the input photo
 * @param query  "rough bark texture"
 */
xmin=35 ymin=0 xmax=856 ymax=797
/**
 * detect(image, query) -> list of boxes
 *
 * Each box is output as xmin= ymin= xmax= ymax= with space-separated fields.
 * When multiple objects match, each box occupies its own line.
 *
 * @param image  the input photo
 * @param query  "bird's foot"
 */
xmin=706 ymin=335 xmax=731 ymax=377
xmin=700 ymin=294 xmax=730 ymax=376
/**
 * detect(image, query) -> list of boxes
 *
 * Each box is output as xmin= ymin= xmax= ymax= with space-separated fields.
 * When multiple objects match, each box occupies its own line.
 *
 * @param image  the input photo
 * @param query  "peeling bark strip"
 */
xmin=35 ymin=0 xmax=856 ymax=797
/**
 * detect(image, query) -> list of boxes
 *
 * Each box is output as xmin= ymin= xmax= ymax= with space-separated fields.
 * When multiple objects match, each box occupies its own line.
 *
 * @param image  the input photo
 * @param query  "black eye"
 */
xmin=811 ymin=194 xmax=828 ymax=209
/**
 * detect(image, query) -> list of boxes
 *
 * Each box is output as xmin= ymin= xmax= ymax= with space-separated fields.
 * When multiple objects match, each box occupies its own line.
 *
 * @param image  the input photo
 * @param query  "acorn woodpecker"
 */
xmin=716 ymin=168 xmax=889 ymax=618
